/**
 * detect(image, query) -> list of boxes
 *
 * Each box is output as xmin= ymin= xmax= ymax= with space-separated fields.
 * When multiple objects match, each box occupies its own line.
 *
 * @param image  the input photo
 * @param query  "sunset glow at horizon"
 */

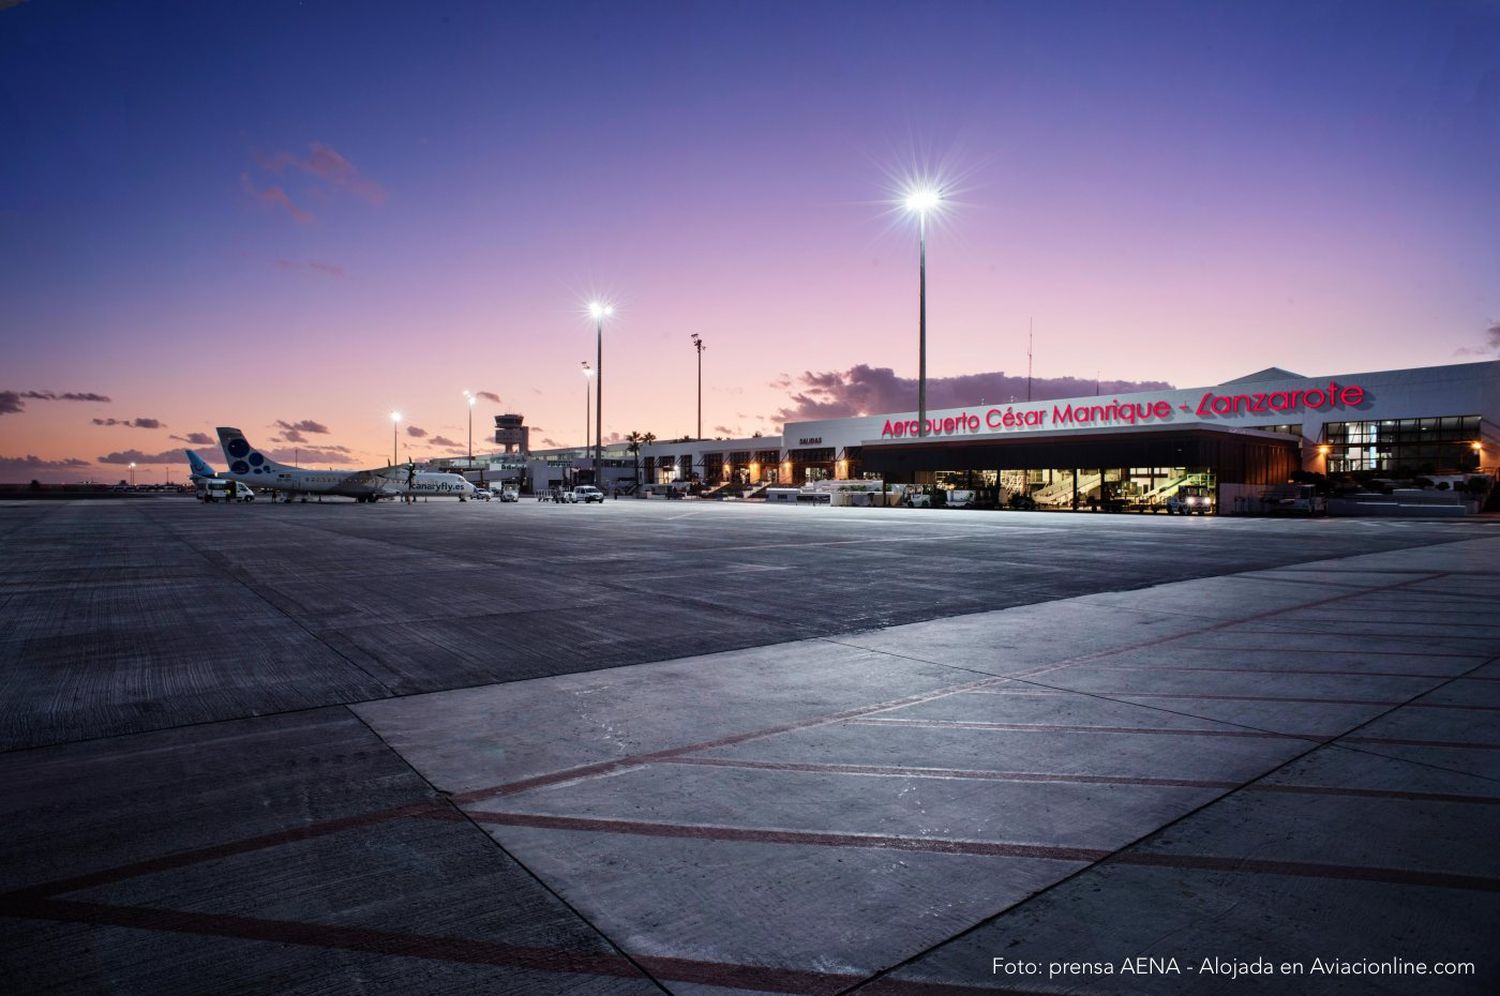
xmin=3 ymin=1 xmax=1498 ymax=482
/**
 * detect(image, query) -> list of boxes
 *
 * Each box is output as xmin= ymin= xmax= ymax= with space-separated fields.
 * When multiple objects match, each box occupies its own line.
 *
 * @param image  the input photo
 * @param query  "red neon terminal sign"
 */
xmin=880 ymin=382 xmax=1367 ymax=439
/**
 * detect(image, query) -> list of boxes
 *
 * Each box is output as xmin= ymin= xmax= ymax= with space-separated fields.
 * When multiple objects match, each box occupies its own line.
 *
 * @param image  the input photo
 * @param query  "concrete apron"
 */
xmin=353 ymin=536 xmax=1500 ymax=995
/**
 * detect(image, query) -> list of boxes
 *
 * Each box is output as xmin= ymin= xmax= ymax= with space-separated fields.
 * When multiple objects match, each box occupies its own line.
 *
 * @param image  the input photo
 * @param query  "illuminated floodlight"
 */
xmin=468 ymin=395 xmax=476 ymax=407
xmin=390 ymin=411 xmax=401 ymax=423
xmin=903 ymin=186 xmax=943 ymax=214
xmin=588 ymin=301 xmax=614 ymax=320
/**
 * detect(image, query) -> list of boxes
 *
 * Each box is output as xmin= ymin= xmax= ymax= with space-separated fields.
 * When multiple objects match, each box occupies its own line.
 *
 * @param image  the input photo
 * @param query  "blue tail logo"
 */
xmin=186 ymin=450 xmax=218 ymax=479
xmin=216 ymin=427 xmax=295 ymax=478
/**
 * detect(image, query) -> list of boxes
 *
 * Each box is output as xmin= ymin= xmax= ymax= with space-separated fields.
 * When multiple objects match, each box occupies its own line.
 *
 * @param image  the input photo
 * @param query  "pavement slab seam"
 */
xmin=455 ymin=810 xmax=1500 ymax=896
xmin=335 ymin=704 xmax=675 ymax=995
xmin=3 ymin=891 xmax=1065 ymax=996
xmin=146 ymin=509 xmax=400 ymax=700
xmin=811 ymin=571 xmax=1499 ymax=773
xmin=1317 ymin=740 xmax=1500 ymax=789
xmin=450 ymin=672 xmax=1014 ymax=806
xmin=841 ymin=650 xmax=1500 ymax=996
xmin=654 ymin=756 xmax=1500 ymax=805
xmin=427 ymin=568 xmax=1456 ymax=813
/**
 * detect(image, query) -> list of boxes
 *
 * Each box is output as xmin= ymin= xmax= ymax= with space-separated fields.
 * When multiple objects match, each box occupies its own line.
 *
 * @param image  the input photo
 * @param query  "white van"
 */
xmin=201 ymin=480 xmax=255 ymax=503
xmin=570 ymin=486 xmax=605 ymax=504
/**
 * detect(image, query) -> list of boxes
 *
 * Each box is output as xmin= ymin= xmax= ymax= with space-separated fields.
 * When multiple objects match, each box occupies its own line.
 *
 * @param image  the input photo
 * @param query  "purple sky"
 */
xmin=2 ymin=0 xmax=1498 ymax=481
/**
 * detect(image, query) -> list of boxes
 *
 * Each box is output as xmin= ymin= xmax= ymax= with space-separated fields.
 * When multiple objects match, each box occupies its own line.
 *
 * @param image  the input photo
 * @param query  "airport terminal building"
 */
xmin=634 ymin=360 xmax=1499 ymax=509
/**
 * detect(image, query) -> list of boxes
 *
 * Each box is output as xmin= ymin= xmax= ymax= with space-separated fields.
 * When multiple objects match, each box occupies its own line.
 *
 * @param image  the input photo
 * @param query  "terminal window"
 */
xmin=1324 ymin=416 xmax=1481 ymax=473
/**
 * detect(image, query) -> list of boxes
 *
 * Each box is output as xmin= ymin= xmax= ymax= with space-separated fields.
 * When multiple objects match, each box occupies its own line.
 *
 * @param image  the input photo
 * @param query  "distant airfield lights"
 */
xmin=586 ymin=300 xmax=614 ymax=483
xmin=128 ymin=460 xmax=136 ymax=488
xmin=901 ymin=181 xmax=945 ymax=439
xmin=390 ymin=411 xmax=402 ymax=466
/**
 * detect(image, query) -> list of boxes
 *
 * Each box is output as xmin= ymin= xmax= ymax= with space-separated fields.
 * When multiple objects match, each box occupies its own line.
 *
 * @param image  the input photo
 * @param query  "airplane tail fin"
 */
xmin=216 ymin=427 xmax=295 ymax=478
xmin=186 ymin=450 xmax=218 ymax=479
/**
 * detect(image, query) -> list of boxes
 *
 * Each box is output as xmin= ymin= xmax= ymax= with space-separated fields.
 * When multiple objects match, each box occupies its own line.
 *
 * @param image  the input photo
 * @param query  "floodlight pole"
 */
xmin=691 ymin=333 xmax=704 ymax=439
xmin=918 ymin=211 xmax=928 ymax=438
xmin=594 ymin=317 xmax=603 ymax=485
xmin=582 ymin=363 xmax=592 ymax=457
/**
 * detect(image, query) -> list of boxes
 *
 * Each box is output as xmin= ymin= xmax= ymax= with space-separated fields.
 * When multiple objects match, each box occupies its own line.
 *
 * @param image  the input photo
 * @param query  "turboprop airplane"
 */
xmin=215 ymin=427 xmax=474 ymax=502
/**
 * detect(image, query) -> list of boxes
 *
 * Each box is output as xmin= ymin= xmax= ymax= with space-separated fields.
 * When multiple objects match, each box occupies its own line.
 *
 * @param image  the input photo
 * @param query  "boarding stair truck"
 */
xmin=1030 ymin=472 xmax=1102 ymax=509
xmin=1139 ymin=471 xmax=1211 ymax=512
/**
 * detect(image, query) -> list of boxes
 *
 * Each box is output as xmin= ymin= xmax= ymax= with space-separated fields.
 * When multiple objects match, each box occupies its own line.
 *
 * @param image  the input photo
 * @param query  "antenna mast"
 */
xmin=1026 ymin=318 xmax=1033 ymax=403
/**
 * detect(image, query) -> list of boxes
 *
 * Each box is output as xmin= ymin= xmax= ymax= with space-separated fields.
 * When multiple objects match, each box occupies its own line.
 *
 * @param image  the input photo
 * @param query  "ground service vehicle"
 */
xmin=201 ymin=480 xmax=255 ymax=503
xmin=571 ymin=486 xmax=604 ymax=503
xmin=1177 ymin=484 xmax=1214 ymax=515
xmin=1261 ymin=484 xmax=1327 ymax=515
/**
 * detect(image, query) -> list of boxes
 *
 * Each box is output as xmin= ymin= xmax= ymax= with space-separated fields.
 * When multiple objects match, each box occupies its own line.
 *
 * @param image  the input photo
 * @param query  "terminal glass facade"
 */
xmin=1324 ymin=416 xmax=1481 ymax=473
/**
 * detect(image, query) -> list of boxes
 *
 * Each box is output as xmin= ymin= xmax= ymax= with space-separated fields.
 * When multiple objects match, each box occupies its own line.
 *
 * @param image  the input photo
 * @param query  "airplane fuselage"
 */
xmin=214 ymin=427 xmax=474 ymax=501
xmin=218 ymin=466 xmax=474 ymax=500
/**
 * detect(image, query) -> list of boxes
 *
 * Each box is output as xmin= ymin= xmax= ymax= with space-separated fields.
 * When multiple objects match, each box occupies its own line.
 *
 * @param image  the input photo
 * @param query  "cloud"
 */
xmin=273 ymin=258 xmax=346 ymax=278
xmin=97 ymin=449 xmax=187 ymax=465
xmin=713 ymin=425 xmax=738 ymax=436
xmin=405 ymin=425 xmax=428 ymax=438
xmin=1453 ymin=321 xmax=1500 ymax=357
xmin=541 ymin=438 xmax=563 ymax=448
xmin=92 ymin=417 xmax=164 ymax=429
xmin=170 ymin=432 xmax=215 ymax=445
xmin=475 ymin=390 xmax=502 ymax=403
xmin=23 ymin=390 xmax=112 ymax=402
xmin=241 ymin=172 xmax=313 ymax=223
xmin=0 ymin=454 xmax=91 ymax=472
xmin=429 ymin=435 xmax=460 ymax=447
xmin=259 ymin=446 xmax=353 ymax=466
xmin=261 ymin=142 xmax=386 ymax=205
xmin=271 ymin=418 xmax=331 ymax=444
xmin=774 ymin=365 xmax=1176 ymax=422
xmin=276 ymin=419 xmax=329 ymax=434
xmin=3 ymin=389 xmax=112 ymax=415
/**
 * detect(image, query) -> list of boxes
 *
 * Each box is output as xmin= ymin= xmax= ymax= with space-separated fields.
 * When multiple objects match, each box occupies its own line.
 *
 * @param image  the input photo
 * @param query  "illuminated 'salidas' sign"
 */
xmin=880 ymin=382 xmax=1368 ymax=439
